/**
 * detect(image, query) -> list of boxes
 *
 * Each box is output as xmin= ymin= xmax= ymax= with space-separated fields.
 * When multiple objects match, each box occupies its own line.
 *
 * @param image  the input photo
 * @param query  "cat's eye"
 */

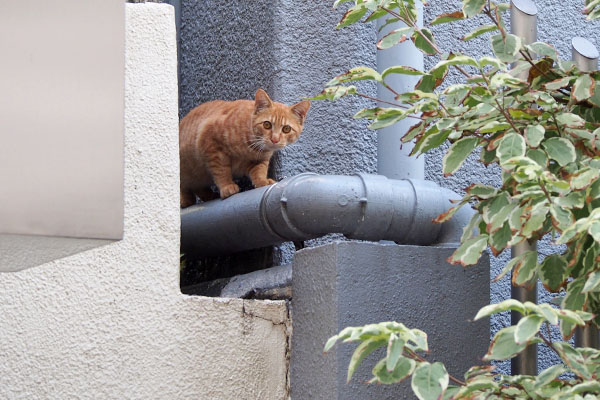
xmin=282 ymin=125 xmax=291 ymax=134
xmin=263 ymin=121 xmax=272 ymax=129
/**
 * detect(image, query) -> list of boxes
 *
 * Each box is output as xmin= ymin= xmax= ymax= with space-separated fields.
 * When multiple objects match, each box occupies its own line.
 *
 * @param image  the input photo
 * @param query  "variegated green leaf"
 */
xmin=534 ymin=365 xmax=565 ymax=390
xmin=430 ymin=11 xmax=465 ymax=25
xmin=372 ymin=356 xmax=415 ymax=384
xmin=525 ymin=125 xmax=545 ymax=148
xmin=514 ymin=315 xmax=544 ymax=344
xmin=462 ymin=24 xmax=498 ymax=41
xmin=484 ymin=326 xmax=530 ymax=361
xmin=543 ymin=137 xmax=576 ymax=166
xmin=497 ymin=133 xmax=526 ymax=163
xmin=582 ymin=270 xmax=600 ymax=293
xmin=539 ymin=254 xmax=568 ymax=292
xmin=556 ymin=112 xmax=586 ymax=129
xmin=561 ymin=277 xmax=587 ymax=339
xmin=544 ymin=76 xmax=573 ymax=90
xmin=386 ymin=334 xmax=405 ymax=372
xmin=411 ymin=362 xmax=449 ymax=400
xmin=570 ymin=167 xmax=599 ymax=190
xmin=550 ymin=204 xmax=574 ymax=231
xmin=327 ymin=66 xmax=382 ymax=85
xmin=411 ymin=28 xmax=437 ymax=56
xmin=491 ymin=34 xmax=522 ymax=63
xmin=381 ymin=65 xmax=424 ymax=79
xmin=572 ymin=74 xmax=595 ymax=102
xmin=310 ymin=85 xmax=357 ymax=101
xmin=512 ymin=249 xmax=538 ymax=287
xmin=462 ymin=0 xmax=486 ymax=18
xmin=442 ymin=136 xmax=479 ymax=176
xmin=347 ymin=337 xmax=387 ymax=382
xmin=474 ymin=299 xmax=527 ymax=321
xmin=337 ymin=5 xmax=369 ymax=28
xmin=377 ymin=27 xmax=413 ymax=50
xmin=448 ymin=234 xmax=488 ymax=266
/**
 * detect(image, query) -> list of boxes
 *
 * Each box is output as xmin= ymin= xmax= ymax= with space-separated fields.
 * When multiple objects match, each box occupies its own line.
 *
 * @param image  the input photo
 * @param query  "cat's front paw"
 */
xmin=254 ymin=178 xmax=276 ymax=188
xmin=219 ymin=183 xmax=240 ymax=199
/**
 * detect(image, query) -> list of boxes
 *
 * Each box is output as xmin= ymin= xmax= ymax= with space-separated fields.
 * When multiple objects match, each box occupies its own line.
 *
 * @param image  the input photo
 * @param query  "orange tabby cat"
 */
xmin=179 ymin=89 xmax=310 ymax=208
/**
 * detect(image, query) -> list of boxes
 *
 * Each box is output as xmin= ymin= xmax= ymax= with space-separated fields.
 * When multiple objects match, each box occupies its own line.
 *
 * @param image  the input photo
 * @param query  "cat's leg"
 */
xmin=206 ymin=155 xmax=239 ymax=199
xmin=180 ymin=189 xmax=196 ymax=208
xmin=248 ymin=160 xmax=275 ymax=188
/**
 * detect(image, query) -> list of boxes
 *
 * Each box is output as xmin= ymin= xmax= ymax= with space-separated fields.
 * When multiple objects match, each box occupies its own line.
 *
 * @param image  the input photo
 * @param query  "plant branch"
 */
xmin=480 ymin=71 xmax=522 ymax=134
xmin=353 ymin=93 xmax=427 ymax=121
xmin=355 ymin=92 xmax=408 ymax=109
xmin=550 ymin=109 xmax=563 ymax=136
xmin=381 ymin=6 xmax=476 ymax=82
xmin=483 ymin=6 xmax=507 ymax=38
xmin=382 ymin=81 xmax=400 ymax=97
xmin=518 ymin=50 xmax=573 ymax=97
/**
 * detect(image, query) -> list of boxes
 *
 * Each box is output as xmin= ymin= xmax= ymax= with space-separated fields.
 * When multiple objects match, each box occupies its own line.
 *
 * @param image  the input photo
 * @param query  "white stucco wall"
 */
xmin=0 ymin=4 xmax=289 ymax=399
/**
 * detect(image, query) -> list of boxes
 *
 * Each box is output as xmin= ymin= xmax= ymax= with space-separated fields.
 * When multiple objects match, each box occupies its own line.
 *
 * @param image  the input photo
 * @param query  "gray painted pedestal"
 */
xmin=291 ymin=241 xmax=490 ymax=399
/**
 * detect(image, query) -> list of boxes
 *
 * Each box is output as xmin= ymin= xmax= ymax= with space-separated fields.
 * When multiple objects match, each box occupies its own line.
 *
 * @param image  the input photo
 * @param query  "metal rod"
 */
xmin=510 ymin=0 xmax=538 ymax=376
xmin=511 ymin=241 xmax=538 ymax=375
xmin=572 ymin=36 xmax=599 ymax=348
xmin=575 ymin=326 xmax=600 ymax=348
xmin=572 ymin=37 xmax=599 ymax=72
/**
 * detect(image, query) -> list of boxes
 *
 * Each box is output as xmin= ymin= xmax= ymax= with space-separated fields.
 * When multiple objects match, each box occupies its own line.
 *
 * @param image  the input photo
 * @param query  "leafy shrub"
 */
xmin=315 ymin=0 xmax=600 ymax=398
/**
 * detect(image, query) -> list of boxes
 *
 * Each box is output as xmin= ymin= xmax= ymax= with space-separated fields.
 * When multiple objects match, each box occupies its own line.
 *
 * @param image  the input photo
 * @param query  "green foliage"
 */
xmin=317 ymin=0 xmax=600 ymax=398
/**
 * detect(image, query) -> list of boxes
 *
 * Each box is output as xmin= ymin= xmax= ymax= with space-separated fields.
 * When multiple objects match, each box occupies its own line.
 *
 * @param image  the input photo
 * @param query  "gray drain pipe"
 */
xmin=180 ymin=173 xmax=471 ymax=257
xmin=376 ymin=2 xmax=424 ymax=180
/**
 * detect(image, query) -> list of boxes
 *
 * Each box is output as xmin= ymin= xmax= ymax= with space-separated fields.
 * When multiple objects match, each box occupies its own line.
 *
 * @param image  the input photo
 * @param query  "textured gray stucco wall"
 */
xmin=178 ymin=0 xmax=600 ymax=377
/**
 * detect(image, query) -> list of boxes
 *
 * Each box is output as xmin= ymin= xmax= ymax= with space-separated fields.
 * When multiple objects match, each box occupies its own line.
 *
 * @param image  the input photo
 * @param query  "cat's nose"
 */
xmin=271 ymin=136 xmax=280 ymax=144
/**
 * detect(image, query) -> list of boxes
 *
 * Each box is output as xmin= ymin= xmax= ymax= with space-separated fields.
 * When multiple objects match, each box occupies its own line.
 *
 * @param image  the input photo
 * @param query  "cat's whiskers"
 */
xmin=248 ymin=137 xmax=268 ymax=152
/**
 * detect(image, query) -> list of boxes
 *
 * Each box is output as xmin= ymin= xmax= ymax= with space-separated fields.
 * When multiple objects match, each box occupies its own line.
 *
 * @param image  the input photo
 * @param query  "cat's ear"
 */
xmin=291 ymin=100 xmax=311 ymax=123
xmin=254 ymin=89 xmax=273 ymax=113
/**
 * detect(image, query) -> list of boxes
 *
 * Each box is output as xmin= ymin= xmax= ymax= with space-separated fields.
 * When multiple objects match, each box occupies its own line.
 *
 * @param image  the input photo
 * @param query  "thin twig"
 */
xmin=550 ymin=109 xmax=563 ymax=136
xmin=382 ymin=81 xmax=400 ymax=97
xmin=480 ymin=71 xmax=522 ymax=134
xmin=355 ymin=92 xmax=408 ymax=109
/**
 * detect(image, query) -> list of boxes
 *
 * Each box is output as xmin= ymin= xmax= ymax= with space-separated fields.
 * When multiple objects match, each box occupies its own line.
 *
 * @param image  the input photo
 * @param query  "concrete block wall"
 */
xmin=291 ymin=242 xmax=490 ymax=399
xmin=0 ymin=4 xmax=289 ymax=399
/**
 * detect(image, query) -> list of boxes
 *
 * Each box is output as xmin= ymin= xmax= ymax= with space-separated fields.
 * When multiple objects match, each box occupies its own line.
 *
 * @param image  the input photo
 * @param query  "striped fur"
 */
xmin=179 ymin=89 xmax=310 ymax=208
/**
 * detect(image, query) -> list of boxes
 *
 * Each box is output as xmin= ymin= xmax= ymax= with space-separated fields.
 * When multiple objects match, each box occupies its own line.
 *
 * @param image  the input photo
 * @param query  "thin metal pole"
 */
xmin=572 ymin=36 xmax=599 ymax=348
xmin=510 ymin=0 xmax=538 ymax=376
xmin=572 ymin=37 xmax=599 ymax=72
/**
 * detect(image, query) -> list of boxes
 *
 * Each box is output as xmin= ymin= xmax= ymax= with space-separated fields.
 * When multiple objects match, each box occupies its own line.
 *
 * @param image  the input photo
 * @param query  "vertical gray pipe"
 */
xmin=510 ymin=0 xmax=538 ymax=376
xmin=572 ymin=36 xmax=599 ymax=349
xmin=376 ymin=3 xmax=424 ymax=180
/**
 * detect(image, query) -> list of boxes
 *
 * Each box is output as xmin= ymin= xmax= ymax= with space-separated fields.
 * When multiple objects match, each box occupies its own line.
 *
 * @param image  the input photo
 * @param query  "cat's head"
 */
xmin=251 ymin=89 xmax=310 ymax=151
